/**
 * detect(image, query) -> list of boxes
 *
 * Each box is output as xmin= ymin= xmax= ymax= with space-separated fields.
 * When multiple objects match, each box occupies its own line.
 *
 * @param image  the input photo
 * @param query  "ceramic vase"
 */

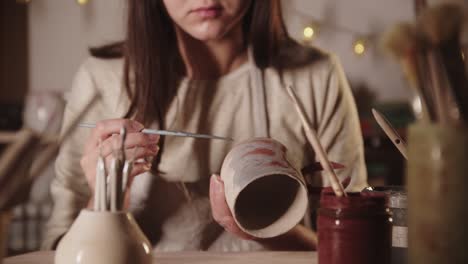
xmin=55 ymin=210 xmax=152 ymax=264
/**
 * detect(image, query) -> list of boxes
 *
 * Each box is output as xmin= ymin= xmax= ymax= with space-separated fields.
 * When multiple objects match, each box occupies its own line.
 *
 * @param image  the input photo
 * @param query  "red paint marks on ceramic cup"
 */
xmin=244 ymin=148 xmax=275 ymax=157
xmin=267 ymin=161 xmax=289 ymax=168
xmin=255 ymin=139 xmax=278 ymax=145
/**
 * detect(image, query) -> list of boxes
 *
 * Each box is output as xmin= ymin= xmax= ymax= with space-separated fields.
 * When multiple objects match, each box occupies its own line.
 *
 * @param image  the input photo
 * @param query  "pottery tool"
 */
xmin=285 ymin=85 xmax=346 ymax=197
xmin=381 ymin=22 xmax=435 ymax=121
xmin=372 ymin=109 xmax=408 ymax=160
xmin=122 ymin=147 xmax=137 ymax=195
xmin=109 ymin=128 xmax=125 ymax=212
xmin=419 ymin=3 xmax=468 ymax=122
xmin=78 ymin=123 xmax=233 ymax=141
xmin=109 ymin=155 xmax=118 ymax=212
xmin=94 ymin=141 xmax=107 ymax=211
xmin=116 ymin=127 xmax=126 ymax=210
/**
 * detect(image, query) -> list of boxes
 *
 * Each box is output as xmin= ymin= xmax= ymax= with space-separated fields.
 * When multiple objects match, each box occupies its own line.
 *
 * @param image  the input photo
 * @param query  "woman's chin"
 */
xmin=186 ymin=24 xmax=230 ymax=42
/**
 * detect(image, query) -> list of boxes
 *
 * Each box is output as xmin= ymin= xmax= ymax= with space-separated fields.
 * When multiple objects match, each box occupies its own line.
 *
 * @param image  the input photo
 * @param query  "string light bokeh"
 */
xmin=353 ymin=39 xmax=367 ymax=56
xmin=296 ymin=4 xmax=379 ymax=58
xmin=76 ymin=0 xmax=89 ymax=5
xmin=301 ymin=19 xmax=375 ymax=57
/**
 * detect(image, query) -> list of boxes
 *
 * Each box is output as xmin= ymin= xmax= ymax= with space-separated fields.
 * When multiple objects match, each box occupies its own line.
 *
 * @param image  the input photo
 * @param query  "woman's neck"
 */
xmin=175 ymin=26 xmax=248 ymax=79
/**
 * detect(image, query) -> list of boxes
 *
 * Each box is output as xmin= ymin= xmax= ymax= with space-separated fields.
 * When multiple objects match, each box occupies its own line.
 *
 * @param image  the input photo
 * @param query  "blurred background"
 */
xmin=1 ymin=0 xmax=464 ymax=256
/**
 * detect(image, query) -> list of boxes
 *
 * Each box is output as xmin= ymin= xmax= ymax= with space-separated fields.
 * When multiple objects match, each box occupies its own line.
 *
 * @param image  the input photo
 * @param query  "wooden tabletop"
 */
xmin=5 ymin=251 xmax=317 ymax=264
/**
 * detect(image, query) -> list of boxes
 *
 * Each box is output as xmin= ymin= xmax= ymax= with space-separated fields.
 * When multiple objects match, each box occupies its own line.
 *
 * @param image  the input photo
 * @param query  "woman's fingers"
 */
xmin=126 ymin=162 xmax=152 ymax=187
xmin=81 ymin=143 xmax=158 ymax=193
xmin=84 ymin=119 xmax=144 ymax=153
xmin=104 ymin=147 xmax=158 ymax=166
xmin=99 ymin=133 xmax=159 ymax=157
xmin=209 ymin=174 xmax=254 ymax=240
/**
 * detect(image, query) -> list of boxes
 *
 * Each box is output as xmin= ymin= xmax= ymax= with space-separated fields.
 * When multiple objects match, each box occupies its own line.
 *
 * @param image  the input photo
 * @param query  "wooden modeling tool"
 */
xmin=372 ymin=109 xmax=408 ymax=160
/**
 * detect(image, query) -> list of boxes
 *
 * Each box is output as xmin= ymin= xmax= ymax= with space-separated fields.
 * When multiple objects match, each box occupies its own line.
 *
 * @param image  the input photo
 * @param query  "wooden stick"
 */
xmin=0 ymin=129 xmax=37 ymax=186
xmin=1 ymin=91 xmax=100 ymax=211
xmin=29 ymin=91 xmax=100 ymax=180
xmin=285 ymin=85 xmax=346 ymax=197
xmin=0 ymin=132 xmax=18 ymax=144
xmin=414 ymin=0 xmax=427 ymax=16
xmin=372 ymin=109 xmax=408 ymax=160
xmin=0 ymin=129 xmax=38 ymax=209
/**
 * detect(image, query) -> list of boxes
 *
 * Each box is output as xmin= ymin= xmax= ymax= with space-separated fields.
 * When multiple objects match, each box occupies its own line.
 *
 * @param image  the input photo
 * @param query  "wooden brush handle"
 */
xmin=414 ymin=0 xmax=427 ymax=16
xmin=285 ymin=85 xmax=346 ymax=197
xmin=440 ymin=41 xmax=468 ymax=122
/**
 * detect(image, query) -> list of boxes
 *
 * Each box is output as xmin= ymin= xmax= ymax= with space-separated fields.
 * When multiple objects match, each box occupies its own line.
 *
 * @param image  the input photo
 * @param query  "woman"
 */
xmin=43 ymin=0 xmax=367 ymax=251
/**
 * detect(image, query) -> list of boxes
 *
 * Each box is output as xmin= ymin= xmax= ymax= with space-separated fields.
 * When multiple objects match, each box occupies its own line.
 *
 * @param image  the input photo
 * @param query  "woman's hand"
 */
xmin=209 ymin=174 xmax=255 ymax=240
xmin=209 ymin=174 xmax=319 ymax=250
xmin=80 ymin=119 xmax=160 ymax=199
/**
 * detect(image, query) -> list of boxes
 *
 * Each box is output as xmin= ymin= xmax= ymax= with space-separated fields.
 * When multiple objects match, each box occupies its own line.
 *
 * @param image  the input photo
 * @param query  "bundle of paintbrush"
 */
xmin=382 ymin=3 xmax=468 ymax=124
xmin=0 ymin=92 xmax=99 ymax=212
xmin=94 ymin=127 xmax=137 ymax=212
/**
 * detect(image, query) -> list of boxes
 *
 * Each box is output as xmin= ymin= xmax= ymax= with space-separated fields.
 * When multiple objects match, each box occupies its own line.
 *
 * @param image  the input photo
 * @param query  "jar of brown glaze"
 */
xmin=318 ymin=191 xmax=392 ymax=264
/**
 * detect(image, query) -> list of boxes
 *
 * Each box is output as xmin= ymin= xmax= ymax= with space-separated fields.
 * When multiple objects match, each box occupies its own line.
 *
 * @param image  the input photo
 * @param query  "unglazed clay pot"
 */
xmin=220 ymin=138 xmax=308 ymax=238
xmin=55 ymin=210 xmax=152 ymax=264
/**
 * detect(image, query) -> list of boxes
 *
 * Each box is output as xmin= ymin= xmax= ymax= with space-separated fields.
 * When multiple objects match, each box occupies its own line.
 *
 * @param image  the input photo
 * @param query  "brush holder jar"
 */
xmin=55 ymin=210 xmax=152 ymax=264
xmin=407 ymin=123 xmax=468 ymax=264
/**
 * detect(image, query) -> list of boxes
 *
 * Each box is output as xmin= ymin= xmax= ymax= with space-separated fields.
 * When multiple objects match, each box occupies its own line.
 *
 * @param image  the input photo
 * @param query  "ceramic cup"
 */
xmin=55 ymin=210 xmax=152 ymax=264
xmin=0 ymin=211 xmax=10 ymax=264
xmin=220 ymin=138 xmax=308 ymax=238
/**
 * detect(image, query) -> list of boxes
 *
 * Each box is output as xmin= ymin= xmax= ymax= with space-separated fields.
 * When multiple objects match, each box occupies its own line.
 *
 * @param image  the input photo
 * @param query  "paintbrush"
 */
xmin=285 ymin=85 xmax=346 ymax=197
xmin=418 ymin=3 xmax=468 ymax=122
xmin=0 ymin=132 xmax=17 ymax=144
xmin=78 ymin=123 xmax=233 ymax=142
xmin=372 ymin=109 xmax=408 ymax=160
xmin=381 ymin=22 xmax=435 ymax=121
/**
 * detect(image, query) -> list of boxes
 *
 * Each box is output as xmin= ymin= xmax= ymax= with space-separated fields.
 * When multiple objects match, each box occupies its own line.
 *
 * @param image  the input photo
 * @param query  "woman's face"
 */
xmin=163 ymin=0 xmax=252 ymax=41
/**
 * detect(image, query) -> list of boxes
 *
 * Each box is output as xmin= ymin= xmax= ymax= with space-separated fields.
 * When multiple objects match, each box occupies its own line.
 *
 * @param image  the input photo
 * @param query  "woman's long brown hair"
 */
xmin=90 ymin=0 xmax=292 ymax=170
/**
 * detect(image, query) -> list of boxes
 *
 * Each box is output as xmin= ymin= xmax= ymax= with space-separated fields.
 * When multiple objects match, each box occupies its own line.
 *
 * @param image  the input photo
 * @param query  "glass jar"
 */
xmin=318 ymin=191 xmax=392 ymax=264
xmin=407 ymin=123 xmax=468 ymax=264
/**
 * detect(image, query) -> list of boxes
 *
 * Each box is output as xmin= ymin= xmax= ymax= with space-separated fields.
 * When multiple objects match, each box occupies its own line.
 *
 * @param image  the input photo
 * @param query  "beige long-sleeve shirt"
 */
xmin=42 ymin=45 xmax=367 ymax=251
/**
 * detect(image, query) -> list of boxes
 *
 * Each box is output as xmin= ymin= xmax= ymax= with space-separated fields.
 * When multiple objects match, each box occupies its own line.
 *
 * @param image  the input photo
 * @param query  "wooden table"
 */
xmin=5 ymin=251 xmax=317 ymax=264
